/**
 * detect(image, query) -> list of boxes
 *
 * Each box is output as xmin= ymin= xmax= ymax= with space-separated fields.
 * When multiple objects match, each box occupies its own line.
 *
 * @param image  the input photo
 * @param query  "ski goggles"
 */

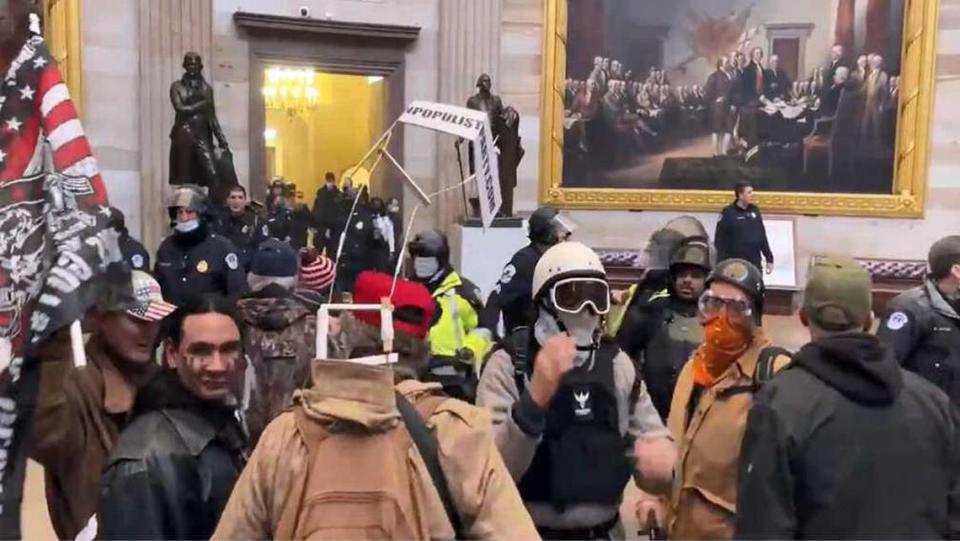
xmin=550 ymin=277 xmax=610 ymax=315
xmin=698 ymin=293 xmax=753 ymax=319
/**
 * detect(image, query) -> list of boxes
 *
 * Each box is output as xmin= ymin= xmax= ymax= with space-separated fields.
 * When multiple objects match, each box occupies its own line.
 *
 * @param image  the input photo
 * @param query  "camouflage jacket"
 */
xmin=237 ymin=286 xmax=317 ymax=445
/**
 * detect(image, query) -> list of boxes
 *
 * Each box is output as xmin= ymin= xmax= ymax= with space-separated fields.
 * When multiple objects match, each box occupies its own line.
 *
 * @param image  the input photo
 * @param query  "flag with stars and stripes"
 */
xmin=0 ymin=30 xmax=127 ymax=537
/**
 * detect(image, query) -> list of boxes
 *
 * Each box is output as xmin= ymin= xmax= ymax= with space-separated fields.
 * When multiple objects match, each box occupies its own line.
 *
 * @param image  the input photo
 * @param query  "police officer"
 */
xmin=479 ymin=206 xmax=576 ymax=336
xmin=333 ymin=189 xmax=378 ymax=294
xmin=714 ymin=182 xmax=774 ymax=274
xmin=617 ymin=238 xmax=711 ymax=420
xmin=154 ymin=185 xmax=248 ymax=305
xmin=477 ymin=241 xmax=675 ymax=540
xmin=878 ymin=235 xmax=960 ymax=401
xmin=408 ymin=229 xmax=493 ymax=402
xmin=262 ymin=192 xmax=294 ymax=243
xmin=212 ymin=185 xmax=262 ymax=271
xmin=108 ymin=207 xmax=151 ymax=271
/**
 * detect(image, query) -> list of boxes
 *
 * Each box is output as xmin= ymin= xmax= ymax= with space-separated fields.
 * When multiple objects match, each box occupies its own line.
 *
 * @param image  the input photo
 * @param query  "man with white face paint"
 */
xmin=477 ymin=241 xmax=676 ymax=540
xmin=154 ymin=185 xmax=248 ymax=305
xmin=408 ymin=229 xmax=491 ymax=402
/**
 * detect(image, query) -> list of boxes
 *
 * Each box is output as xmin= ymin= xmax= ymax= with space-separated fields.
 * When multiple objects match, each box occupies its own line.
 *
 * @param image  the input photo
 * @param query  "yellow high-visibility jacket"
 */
xmin=429 ymin=271 xmax=492 ymax=367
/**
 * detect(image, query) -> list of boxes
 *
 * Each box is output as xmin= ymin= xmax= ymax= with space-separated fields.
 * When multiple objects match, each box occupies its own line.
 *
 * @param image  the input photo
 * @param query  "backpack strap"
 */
xmin=276 ymin=407 xmax=333 ymax=539
xmin=395 ymin=392 xmax=465 ymax=539
xmin=753 ymin=346 xmax=792 ymax=390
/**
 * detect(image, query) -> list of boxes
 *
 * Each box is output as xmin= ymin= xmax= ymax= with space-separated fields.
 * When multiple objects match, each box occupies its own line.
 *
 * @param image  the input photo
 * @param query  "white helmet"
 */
xmin=532 ymin=241 xmax=606 ymax=301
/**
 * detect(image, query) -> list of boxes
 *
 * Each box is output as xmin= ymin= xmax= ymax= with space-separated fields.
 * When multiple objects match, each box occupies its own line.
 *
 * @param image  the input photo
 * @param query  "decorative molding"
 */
xmin=233 ymin=12 xmax=420 ymax=44
xmin=538 ymin=0 xmax=940 ymax=219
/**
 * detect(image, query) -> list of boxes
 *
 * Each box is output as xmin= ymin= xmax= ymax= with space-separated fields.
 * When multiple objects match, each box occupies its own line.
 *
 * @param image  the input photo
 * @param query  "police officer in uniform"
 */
xmin=212 ymin=185 xmax=263 ymax=271
xmin=878 ymin=236 xmax=960 ymax=401
xmin=617 ymin=238 xmax=711 ymax=420
xmin=263 ymin=192 xmax=294 ymax=243
xmin=108 ymin=207 xmax=151 ymax=271
xmin=408 ymin=229 xmax=493 ymax=402
xmin=480 ymin=207 xmax=576 ymax=337
xmin=477 ymin=242 xmax=676 ymax=540
xmin=154 ymin=185 xmax=248 ymax=305
xmin=714 ymin=182 xmax=773 ymax=274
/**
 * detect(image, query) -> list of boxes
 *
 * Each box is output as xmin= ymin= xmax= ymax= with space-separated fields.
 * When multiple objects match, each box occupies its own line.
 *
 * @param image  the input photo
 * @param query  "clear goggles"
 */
xmin=698 ymin=293 xmax=753 ymax=319
xmin=552 ymin=214 xmax=578 ymax=241
xmin=550 ymin=277 xmax=610 ymax=315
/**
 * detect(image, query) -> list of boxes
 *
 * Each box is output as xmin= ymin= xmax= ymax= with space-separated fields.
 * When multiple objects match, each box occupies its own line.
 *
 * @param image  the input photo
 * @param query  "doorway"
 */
xmin=262 ymin=66 xmax=389 ymax=204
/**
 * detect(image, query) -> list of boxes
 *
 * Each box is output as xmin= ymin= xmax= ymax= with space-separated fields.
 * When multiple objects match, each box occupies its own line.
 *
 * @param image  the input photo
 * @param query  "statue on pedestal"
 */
xmin=169 ymin=52 xmax=234 ymax=203
xmin=465 ymin=73 xmax=524 ymax=217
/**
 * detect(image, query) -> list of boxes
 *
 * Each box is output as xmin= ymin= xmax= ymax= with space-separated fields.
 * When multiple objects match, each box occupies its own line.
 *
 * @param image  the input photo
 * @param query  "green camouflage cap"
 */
xmin=803 ymin=256 xmax=872 ymax=331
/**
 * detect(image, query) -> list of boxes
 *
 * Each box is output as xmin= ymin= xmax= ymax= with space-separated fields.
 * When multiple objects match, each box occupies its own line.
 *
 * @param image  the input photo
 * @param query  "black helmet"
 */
xmin=707 ymin=259 xmax=764 ymax=320
xmin=529 ymin=206 xmax=575 ymax=246
xmin=670 ymin=238 xmax=712 ymax=274
xmin=663 ymin=215 xmax=708 ymax=241
xmin=408 ymin=229 xmax=450 ymax=267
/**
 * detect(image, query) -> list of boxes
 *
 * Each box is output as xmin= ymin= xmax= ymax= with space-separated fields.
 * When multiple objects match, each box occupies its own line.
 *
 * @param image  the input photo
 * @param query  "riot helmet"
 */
xmin=528 ymin=206 xmax=577 ymax=247
xmin=408 ymin=229 xmax=450 ymax=282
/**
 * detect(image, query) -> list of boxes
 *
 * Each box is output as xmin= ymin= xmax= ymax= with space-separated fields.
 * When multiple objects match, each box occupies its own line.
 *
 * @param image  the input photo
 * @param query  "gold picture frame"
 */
xmin=539 ymin=0 xmax=939 ymax=218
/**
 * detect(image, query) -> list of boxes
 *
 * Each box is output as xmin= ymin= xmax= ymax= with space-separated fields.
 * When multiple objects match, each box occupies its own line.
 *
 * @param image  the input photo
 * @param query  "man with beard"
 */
xmin=617 ymin=238 xmax=711 ymax=420
xmin=667 ymin=259 xmax=791 ymax=539
xmin=212 ymin=185 xmax=262 ymax=271
xmin=32 ymin=272 xmax=176 ymax=540
xmin=154 ymin=185 xmax=248 ymax=305
xmin=477 ymin=242 xmax=676 ymax=539
xmin=169 ymin=52 xmax=229 ymax=192
xmin=737 ymin=256 xmax=960 ymax=539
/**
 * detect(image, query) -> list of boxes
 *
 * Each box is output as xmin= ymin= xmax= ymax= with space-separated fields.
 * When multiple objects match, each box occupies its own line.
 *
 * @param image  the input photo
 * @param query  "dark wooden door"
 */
xmin=773 ymin=38 xmax=800 ymax=81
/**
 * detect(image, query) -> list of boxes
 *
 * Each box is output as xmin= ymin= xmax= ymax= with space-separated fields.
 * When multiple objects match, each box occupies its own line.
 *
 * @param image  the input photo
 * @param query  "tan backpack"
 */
xmin=275 ymin=393 xmax=461 ymax=540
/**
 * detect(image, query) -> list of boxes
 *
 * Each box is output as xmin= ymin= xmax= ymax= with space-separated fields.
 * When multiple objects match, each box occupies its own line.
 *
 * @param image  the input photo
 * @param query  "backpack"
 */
xmin=274 ymin=392 xmax=463 ymax=540
xmin=717 ymin=346 xmax=793 ymax=399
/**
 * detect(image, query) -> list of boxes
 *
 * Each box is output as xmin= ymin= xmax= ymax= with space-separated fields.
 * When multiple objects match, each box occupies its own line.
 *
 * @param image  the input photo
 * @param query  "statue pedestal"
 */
xmin=450 ymin=217 xmax=528 ymax=301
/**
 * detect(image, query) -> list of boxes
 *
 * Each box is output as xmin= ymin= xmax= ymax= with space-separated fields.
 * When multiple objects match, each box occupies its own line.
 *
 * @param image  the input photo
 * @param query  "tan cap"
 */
xmin=803 ymin=256 xmax=872 ymax=331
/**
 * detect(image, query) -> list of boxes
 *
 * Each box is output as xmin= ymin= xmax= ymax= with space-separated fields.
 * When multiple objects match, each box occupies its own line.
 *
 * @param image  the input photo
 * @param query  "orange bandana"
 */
xmin=692 ymin=313 xmax=752 ymax=387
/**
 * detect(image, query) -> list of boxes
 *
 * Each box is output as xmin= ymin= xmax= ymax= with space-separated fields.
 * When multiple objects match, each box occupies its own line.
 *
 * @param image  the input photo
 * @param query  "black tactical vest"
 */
xmin=517 ymin=340 xmax=633 ymax=509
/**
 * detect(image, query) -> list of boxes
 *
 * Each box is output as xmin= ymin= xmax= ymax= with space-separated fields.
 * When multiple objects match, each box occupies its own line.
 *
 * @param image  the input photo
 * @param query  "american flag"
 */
xmin=0 ymin=31 xmax=122 ymax=537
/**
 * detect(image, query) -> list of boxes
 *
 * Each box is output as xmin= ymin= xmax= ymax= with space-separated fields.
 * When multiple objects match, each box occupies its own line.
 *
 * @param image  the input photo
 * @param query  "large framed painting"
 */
xmin=539 ymin=0 xmax=939 ymax=217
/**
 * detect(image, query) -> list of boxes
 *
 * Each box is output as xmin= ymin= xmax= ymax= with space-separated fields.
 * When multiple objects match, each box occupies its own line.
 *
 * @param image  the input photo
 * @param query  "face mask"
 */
xmin=175 ymin=219 xmax=200 ymax=234
xmin=534 ymin=308 xmax=599 ymax=368
xmin=557 ymin=309 xmax=601 ymax=349
xmin=413 ymin=257 xmax=440 ymax=280
xmin=692 ymin=313 xmax=752 ymax=387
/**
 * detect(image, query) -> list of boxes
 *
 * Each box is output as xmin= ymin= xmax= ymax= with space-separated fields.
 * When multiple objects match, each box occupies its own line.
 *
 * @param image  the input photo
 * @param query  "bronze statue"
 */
xmin=465 ymin=74 xmax=524 ymax=217
xmin=169 ymin=52 xmax=231 ymax=200
xmin=0 ymin=0 xmax=35 ymax=74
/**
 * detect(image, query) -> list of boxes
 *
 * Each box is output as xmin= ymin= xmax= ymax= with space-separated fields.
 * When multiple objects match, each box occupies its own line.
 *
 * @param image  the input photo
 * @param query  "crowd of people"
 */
xmin=24 ymin=177 xmax=960 ymax=540
xmin=564 ymin=44 xmax=901 ymax=166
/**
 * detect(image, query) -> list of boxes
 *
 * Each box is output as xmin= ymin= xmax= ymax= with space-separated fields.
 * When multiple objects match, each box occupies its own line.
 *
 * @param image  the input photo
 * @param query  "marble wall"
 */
xmin=505 ymin=0 xmax=960 ymax=285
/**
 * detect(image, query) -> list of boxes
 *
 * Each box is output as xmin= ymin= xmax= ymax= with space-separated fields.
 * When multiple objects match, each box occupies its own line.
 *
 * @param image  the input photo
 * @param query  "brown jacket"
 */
xmin=30 ymin=336 xmax=143 ymax=540
xmin=212 ymin=360 xmax=540 ymax=540
xmin=666 ymin=331 xmax=789 ymax=540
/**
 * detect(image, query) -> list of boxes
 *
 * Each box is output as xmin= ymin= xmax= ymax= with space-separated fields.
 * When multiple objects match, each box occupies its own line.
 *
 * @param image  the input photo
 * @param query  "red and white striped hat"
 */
xmin=299 ymin=250 xmax=336 ymax=292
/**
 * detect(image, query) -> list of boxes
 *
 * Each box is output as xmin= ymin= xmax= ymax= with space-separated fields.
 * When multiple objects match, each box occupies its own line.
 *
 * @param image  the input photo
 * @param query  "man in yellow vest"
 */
xmin=408 ymin=229 xmax=492 ymax=401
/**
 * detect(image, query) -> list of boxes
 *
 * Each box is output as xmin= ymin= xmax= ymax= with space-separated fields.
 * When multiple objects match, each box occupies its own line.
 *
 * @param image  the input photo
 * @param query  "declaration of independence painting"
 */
xmin=560 ymin=0 xmax=907 ymax=196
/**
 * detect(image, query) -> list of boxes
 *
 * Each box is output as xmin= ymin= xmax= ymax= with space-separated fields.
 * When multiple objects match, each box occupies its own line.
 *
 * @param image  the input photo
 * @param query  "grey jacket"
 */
xmin=477 ymin=347 xmax=669 ymax=530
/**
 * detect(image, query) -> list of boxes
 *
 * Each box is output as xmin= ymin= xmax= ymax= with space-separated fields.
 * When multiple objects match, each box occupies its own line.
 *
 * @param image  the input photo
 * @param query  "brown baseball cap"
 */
xmin=803 ymin=256 xmax=872 ymax=331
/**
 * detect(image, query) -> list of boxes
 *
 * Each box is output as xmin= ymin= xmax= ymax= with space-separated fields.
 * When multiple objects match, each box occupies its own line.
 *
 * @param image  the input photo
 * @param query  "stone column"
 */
xmin=434 ymin=0 xmax=502 ymax=230
xmin=138 ymin=0 xmax=213 ymax=253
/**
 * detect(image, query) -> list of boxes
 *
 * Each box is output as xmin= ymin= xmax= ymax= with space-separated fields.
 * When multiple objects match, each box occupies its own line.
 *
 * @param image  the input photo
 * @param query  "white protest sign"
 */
xmin=399 ymin=101 xmax=501 ymax=228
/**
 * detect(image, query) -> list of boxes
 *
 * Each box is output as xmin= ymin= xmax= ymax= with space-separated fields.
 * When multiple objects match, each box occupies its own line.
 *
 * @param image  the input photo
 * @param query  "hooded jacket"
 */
xmin=236 ymin=284 xmax=317 ymax=445
xmin=736 ymin=333 xmax=960 ymax=540
xmin=99 ymin=370 xmax=247 ymax=540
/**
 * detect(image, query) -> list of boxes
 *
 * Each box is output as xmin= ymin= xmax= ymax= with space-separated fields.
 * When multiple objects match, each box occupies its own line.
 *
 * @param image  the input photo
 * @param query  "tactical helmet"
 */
xmin=706 ymin=259 xmax=764 ymax=322
xmin=408 ymin=229 xmax=450 ymax=268
xmin=639 ymin=228 xmax=686 ymax=271
xmin=662 ymin=215 xmax=708 ymax=241
xmin=528 ymin=207 xmax=576 ymax=246
xmin=166 ymin=185 xmax=207 ymax=220
xmin=670 ymin=238 xmax=712 ymax=274
xmin=532 ymin=241 xmax=605 ymax=300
